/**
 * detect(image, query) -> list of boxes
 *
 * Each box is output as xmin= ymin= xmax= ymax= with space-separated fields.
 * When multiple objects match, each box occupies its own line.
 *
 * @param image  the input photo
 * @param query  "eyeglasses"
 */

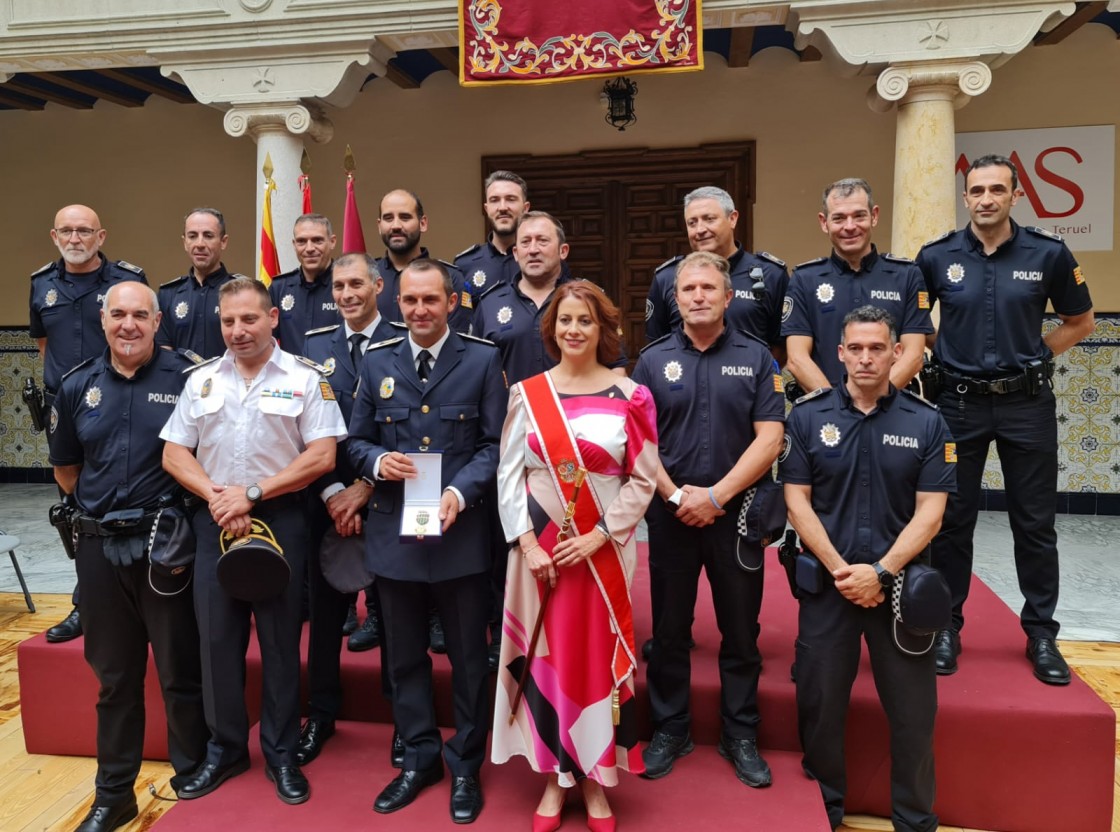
xmin=54 ymin=227 xmax=100 ymax=240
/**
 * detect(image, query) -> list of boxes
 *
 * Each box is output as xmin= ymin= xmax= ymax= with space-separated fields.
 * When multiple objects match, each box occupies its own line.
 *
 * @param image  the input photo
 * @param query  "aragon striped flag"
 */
xmin=258 ymin=173 xmax=281 ymax=286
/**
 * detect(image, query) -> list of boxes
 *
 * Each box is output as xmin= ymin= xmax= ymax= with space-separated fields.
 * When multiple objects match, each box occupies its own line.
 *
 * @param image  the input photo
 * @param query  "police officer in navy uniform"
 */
xmin=296 ymin=252 xmax=396 ymax=765
xmin=915 ymin=154 xmax=1094 ymax=684
xmin=781 ymin=305 xmax=956 ymax=832
xmin=269 ymin=213 xmax=340 ymax=350
xmin=156 ymin=208 xmax=241 ymax=359
xmin=374 ymin=189 xmax=473 ymax=334
xmin=49 ymin=282 xmax=207 ymax=832
xmin=161 ymin=277 xmax=347 ymax=806
xmin=30 ymin=203 xmax=148 ymax=644
xmin=645 ymin=186 xmax=788 ymax=361
xmin=783 ymin=179 xmax=933 ymax=392
xmin=633 ymin=251 xmax=785 ymax=787
xmin=453 ymin=170 xmax=529 ymax=299
xmin=348 ymin=259 xmax=506 ymax=824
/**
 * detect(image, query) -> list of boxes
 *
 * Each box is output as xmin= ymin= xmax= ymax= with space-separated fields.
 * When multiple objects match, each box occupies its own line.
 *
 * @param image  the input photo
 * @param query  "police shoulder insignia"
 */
xmin=900 ymin=388 xmax=937 ymax=409
xmin=655 ymin=255 xmax=684 ymax=272
xmin=773 ymin=374 xmax=785 ymax=394
xmin=454 ymin=243 xmax=480 ymax=260
xmin=882 ymin=252 xmax=914 ymax=264
xmin=389 ymin=321 xmax=409 ymax=331
xmin=180 ymin=348 xmax=205 ymax=365
xmin=1028 ymin=226 xmax=1063 ymax=241
xmin=477 ymin=280 xmax=505 ymax=302
xmin=319 ymin=380 xmax=336 ymax=401
xmin=918 ymin=291 xmax=931 ymax=310
xmin=116 ymin=260 xmax=145 ymax=275
xmin=460 ymin=332 xmax=496 ymax=346
xmin=305 ymin=324 xmax=341 ymax=337
xmin=61 ymin=356 xmax=96 ymax=382
xmin=944 ymin=442 xmax=957 ymax=464
xmin=1073 ymin=266 xmax=1086 ymax=285
xmin=923 ymin=229 xmax=956 ymax=246
xmin=184 ymin=356 xmax=221 ymax=374
xmin=160 ymin=274 xmax=188 ymax=288
xmin=294 ymin=355 xmax=329 ymax=375
xmin=31 ymin=261 xmax=55 ymax=278
xmin=793 ymin=387 xmax=828 ymax=406
xmin=758 ymin=251 xmax=786 ymax=268
xmin=460 ymin=290 xmax=474 ymax=310
xmin=369 ymin=336 xmax=405 ymax=350
xmin=230 ymin=273 xmax=250 ymax=280
xmin=639 ymin=333 xmax=672 ymax=353
xmin=793 ymin=257 xmax=827 ymax=270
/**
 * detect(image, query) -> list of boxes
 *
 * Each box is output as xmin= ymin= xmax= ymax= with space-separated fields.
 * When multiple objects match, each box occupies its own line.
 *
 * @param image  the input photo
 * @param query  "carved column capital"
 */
xmin=223 ymin=102 xmax=334 ymax=143
xmin=871 ymin=60 xmax=992 ymax=111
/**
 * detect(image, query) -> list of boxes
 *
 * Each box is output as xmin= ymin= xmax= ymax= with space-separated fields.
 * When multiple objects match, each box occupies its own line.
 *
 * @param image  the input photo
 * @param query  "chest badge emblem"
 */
xmin=175 ymin=301 xmax=189 ymax=319
xmin=323 ymin=357 xmax=336 ymax=376
xmin=820 ymin=422 xmax=841 ymax=448
xmin=84 ymin=386 xmax=102 ymax=409
xmin=472 ymin=270 xmax=487 ymax=288
xmin=663 ymin=360 xmax=683 ymax=383
xmin=45 ymin=288 xmax=58 ymax=306
xmin=281 ymin=294 xmax=295 ymax=312
xmin=946 ymin=263 xmax=965 ymax=284
xmin=497 ymin=306 xmax=513 ymax=325
xmin=816 ymin=283 xmax=835 ymax=304
xmin=201 ymin=378 xmax=212 ymax=398
xmin=380 ymin=377 xmax=395 ymax=399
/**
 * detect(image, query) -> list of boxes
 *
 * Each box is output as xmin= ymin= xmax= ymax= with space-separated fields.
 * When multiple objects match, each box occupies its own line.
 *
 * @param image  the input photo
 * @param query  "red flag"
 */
xmin=298 ymin=174 xmax=312 ymax=213
xmin=343 ymin=174 xmax=367 ymax=254
xmin=258 ymin=178 xmax=280 ymax=286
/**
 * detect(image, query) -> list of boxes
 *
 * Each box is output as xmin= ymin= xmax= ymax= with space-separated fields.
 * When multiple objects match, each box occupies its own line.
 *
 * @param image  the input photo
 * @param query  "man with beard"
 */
xmin=30 ymin=203 xmax=148 ymax=644
xmin=374 ymin=189 xmax=472 ymax=334
xmin=157 ymin=208 xmax=242 ymax=359
xmin=270 ymin=213 xmax=341 ymax=350
xmin=454 ymin=171 xmax=529 ymax=300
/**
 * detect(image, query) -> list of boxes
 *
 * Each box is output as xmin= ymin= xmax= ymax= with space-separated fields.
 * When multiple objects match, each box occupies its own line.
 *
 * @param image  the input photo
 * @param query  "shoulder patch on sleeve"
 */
xmin=31 ymin=261 xmax=55 ymax=278
xmin=319 ymin=380 xmax=336 ymax=401
xmin=882 ymin=252 xmax=914 ymax=264
xmin=459 ymin=290 xmax=473 ymax=310
xmin=294 ymin=354 xmax=329 ymax=375
xmin=793 ymin=387 xmax=829 ymax=406
xmin=758 ymin=251 xmax=786 ymax=268
xmin=160 ymin=275 xmax=189 ymax=288
xmin=305 ymin=324 xmax=341 ymax=337
xmin=794 ymin=257 xmax=828 ymax=270
xmin=183 ymin=355 xmax=221 ymax=374
xmin=454 ymin=243 xmax=481 ymax=260
xmin=60 ymin=356 xmax=96 ymax=381
xmin=638 ymin=333 xmax=672 ymax=353
xmin=369 ymin=336 xmax=405 ymax=350
xmin=1027 ymin=226 xmax=1063 ymax=242
xmin=655 ymin=254 xmax=684 ymax=272
xmin=116 ymin=260 xmax=144 ymax=275
xmin=459 ymin=332 xmax=496 ymax=347
xmin=899 ymin=388 xmax=938 ymax=409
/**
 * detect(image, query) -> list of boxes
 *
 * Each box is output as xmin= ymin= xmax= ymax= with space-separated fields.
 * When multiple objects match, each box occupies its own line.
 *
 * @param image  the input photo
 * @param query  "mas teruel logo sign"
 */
xmin=955 ymin=126 xmax=1115 ymax=251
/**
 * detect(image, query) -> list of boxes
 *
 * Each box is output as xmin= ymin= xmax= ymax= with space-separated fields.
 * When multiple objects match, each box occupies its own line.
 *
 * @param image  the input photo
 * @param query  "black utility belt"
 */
xmin=945 ymin=361 xmax=1053 ymax=396
xmin=75 ymin=508 xmax=161 ymax=537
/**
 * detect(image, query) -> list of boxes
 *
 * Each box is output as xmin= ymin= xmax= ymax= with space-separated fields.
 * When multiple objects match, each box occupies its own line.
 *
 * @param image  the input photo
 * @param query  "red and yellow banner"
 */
xmin=258 ymin=177 xmax=280 ymax=287
xmin=460 ymin=0 xmax=703 ymax=86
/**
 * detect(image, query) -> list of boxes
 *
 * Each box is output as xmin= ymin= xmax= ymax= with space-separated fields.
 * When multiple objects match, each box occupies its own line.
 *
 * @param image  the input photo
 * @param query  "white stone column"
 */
xmin=872 ymin=62 xmax=992 ymax=258
xmin=223 ymin=104 xmax=334 ymax=274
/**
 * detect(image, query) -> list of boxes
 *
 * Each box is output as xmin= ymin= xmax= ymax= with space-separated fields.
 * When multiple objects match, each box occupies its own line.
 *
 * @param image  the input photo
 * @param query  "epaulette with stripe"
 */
xmin=368 ymin=336 xmax=405 ymax=350
xmin=30 ymin=261 xmax=55 ymax=279
xmin=758 ymin=251 xmax=786 ymax=268
xmin=459 ymin=332 xmax=496 ymax=347
xmin=793 ymin=257 xmax=827 ymax=270
xmin=305 ymin=324 xmax=340 ymax=337
xmin=454 ymin=243 xmax=481 ymax=260
xmin=639 ymin=333 xmax=672 ymax=353
xmin=160 ymin=275 xmax=189 ymax=288
xmin=184 ymin=355 xmax=220 ymax=374
xmin=793 ymin=387 xmax=829 ymax=405
xmin=882 ymin=252 xmax=915 ymax=264
xmin=655 ymin=254 xmax=684 ymax=273
xmin=900 ymin=387 xmax=938 ymax=409
xmin=294 ymin=355 xmax=329 ymax=375
xmin=179 ymin=349 xmax=206 ymax=365
xmin=60 ymin=356 xmax=96 ymax=381
xmin=1027 ymin=226 xmax=1063 ymax=242
xmin=116 ymin=260 xmax=144 ymax=275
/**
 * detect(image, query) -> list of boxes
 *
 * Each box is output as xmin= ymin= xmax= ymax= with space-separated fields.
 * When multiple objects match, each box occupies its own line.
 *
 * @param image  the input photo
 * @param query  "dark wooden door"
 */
xmin=483 ymin=143 xmax=756 ymax=361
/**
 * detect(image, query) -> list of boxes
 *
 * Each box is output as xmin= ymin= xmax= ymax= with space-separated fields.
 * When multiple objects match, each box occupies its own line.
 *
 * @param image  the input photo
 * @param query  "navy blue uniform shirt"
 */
xmin=782 ymin=247 xmax=934 ymax=385
xmin=29 ymin=255 xmax=148 ymax=392
xmin=374 ymin=248 xmax=473 ymax=335
xmin=915 ymin=222 xmax=1092 ymax=377
xmin=453 ymin=238 xmax=517 ymax=301
xmin=780 ymin=383 xmax=956 ymax=564
xmin=633 ymin=326 xmax=785 ymax=486
xmin=156 ymin=264 xmax=238 ymax=359
xmin=646 ymin=245 xmax=789 ymax=347
xmin=269 ymin=261 xmax=338 ymax=351
xmin=48 ymin=347 xmax=193 ymax=517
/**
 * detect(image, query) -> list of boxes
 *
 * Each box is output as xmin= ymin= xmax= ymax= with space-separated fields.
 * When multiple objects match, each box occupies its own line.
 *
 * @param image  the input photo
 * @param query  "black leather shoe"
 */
xmin=373 ymin=765 xmax=444 ymax=814
xmin=450 ymin=774 xmax=483 ymax=824
xmin=342 ymin=603 xmax=358 ymax=636
xmin=296 ymin=718 xmax=335 ymax=766
xmin=718 ymin=734 xmax=772 ymax=788
xmin=390 ymin=729 xmax=405 ymax=768
xmin=933 ymin=629 xmax=961 ymax=676
xmin=46 ymin=607 xmax=82 ymax=643
xmin=640 ymin=730 xmax=694 ymax=779
xmin=266 ymin=764 xmax=310 ymax=804
xmin=429 ymin=614 xmax=447 ymax=654
xmin=75 ymin=799 xmax=138 ymax=832
xmin=348 ymin=614 xmax=380 ymax=652
xmin=1027 ymin=637 xmax=1071 ymax=686
xmin=176 ymin=758 xmax=250 ymax=799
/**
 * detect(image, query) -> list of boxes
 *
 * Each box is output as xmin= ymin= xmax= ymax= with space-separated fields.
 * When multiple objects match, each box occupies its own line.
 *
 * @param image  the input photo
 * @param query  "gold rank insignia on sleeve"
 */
xmin=918 ymin=291 xmax=930 ymax=309
xmin=1073 ymin=266 xmax=1085 ymax=285
xmin=945 ymin=443 xmax=957 ymax=463
xmin=773 ymin=374 xmax=784 ymax=394
xmin=320 ymin=381 xmax=336 ymax=401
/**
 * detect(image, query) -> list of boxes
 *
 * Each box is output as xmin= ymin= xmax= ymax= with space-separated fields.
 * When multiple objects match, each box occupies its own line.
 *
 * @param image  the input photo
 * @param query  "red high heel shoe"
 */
xmin=533 ymin=809 xmax=563 ymax=832
xmin=585 ymin=814 xmax=616 ymax=832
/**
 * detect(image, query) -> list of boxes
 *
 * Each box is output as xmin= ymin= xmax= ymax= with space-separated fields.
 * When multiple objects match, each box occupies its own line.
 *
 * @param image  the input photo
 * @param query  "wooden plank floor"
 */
xmin=2 ymin=594 xmax=1117 ymax=831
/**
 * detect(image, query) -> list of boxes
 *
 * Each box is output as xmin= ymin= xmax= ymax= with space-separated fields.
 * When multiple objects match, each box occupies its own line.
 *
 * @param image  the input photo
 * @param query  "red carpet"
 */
xmin=18 ymin=545 xmax=1116 ymax=831
xmin=152 ymin=721 xmax=831 ymax=831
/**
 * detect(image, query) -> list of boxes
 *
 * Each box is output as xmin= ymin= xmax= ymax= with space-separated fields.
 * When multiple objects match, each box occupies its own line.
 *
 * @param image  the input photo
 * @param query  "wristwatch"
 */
xmin=873 ymin=561 xmax=894 ymax=589
xmin=246 ymin=484 xmax=264 ymax=505
xmin=666 ymin=488 xmax=684 ymax=509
